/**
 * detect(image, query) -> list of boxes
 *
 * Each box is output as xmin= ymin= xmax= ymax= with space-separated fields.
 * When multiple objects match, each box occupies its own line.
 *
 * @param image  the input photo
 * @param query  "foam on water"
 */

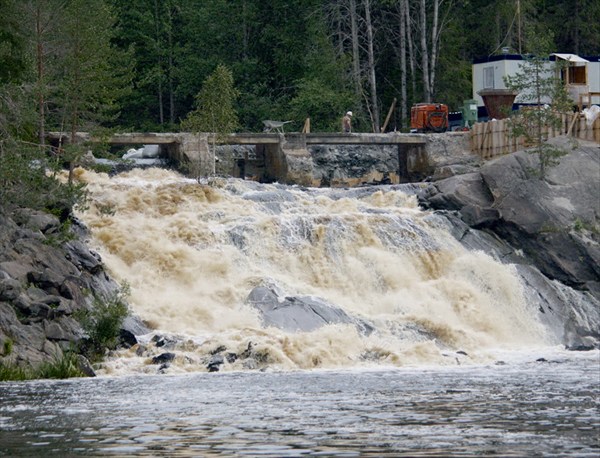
xmin=74 ymin=167 xmax=554 ymax=374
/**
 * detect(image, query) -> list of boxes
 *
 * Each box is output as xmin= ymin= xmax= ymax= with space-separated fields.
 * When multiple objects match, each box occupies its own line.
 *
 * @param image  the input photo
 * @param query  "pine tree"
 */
xmin=182 ymin=64 xmax=239 ymax=175
xmin=504 ymin=28 xmax=572 ymax=178
xmin=55 ymin=0 xmax=131 ymax=182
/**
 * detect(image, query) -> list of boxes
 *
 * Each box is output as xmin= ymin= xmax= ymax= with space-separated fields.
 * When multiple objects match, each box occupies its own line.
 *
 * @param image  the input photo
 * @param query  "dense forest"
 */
xmin=1 ymin=0 xmax=599 ymax=141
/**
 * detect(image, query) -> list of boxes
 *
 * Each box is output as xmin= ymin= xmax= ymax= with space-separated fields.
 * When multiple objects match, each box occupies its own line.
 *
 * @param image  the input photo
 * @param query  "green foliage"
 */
xmin=0 ymin=361 xmax=28 ymax=381
xmin=2 ymin=338 xmax=13 ymax=356
xmin=182 ymin=64 xmax=240 ymax=135
xmin=78 ymin=285 xmax=129 ymax=359
xmin=0 ymin=352 xmax=85 ymax=382
xmin=0 ymin=144 xmax=88 ymax=217
xmin=182 ymin=64 xmax=239 ymax=176
xmin=54 ymin=0 xmax=132 ymax=137
xmin=504 ymin=27 xmax=572 ymax=178
xmin=290 ymin=78 xmax=353 ymax=132
xmin=43 ymin=219 xmax=77 ymax=247
xmin=0 ymin=0 xmax=27 ymax=84
xmin=2 ymin=0 xmax=599 ymax=139
xmin=288 ymin=16 xmax=355 ymax=132
xmin=36 ymin=352 xmax=85 ymax=379
xmin=572 ymin=218 xmax=599 ymax=234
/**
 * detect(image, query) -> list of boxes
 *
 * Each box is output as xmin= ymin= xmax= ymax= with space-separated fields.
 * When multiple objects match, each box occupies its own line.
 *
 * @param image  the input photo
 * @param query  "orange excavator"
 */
xmin=410 ymin=103 xmax=449 ymax=133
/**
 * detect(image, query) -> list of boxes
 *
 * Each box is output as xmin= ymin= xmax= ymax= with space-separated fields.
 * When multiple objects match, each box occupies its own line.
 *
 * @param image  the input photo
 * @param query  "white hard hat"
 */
xmin=347 ymin=111 xmax=353 ymax=116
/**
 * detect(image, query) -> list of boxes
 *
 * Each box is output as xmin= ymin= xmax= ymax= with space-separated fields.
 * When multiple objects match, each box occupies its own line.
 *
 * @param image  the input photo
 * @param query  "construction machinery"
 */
xmin=410 ymin=103 xmax=449 ymax=133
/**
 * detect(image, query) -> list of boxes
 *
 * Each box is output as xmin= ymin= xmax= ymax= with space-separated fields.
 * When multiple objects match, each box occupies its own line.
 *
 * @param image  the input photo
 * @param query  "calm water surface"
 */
xmin=1 ymin=354 xmax=599 ymax=457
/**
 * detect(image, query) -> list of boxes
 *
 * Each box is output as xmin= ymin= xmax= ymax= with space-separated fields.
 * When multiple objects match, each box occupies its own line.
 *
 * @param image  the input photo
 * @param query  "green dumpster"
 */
xmin=461 ymin=99 xmax=478 ymax=128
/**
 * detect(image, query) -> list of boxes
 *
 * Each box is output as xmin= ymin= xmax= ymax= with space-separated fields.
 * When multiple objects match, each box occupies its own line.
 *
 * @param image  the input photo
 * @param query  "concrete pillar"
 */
xmin=178 ymin=134 xmax=212 ymax=177
xmin=261 ymin=134 xmax=315 ymax=186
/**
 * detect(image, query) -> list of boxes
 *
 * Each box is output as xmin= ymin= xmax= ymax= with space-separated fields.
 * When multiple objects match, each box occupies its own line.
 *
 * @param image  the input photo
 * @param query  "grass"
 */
xmin=0 ymin=352 xmax=85 ymax=382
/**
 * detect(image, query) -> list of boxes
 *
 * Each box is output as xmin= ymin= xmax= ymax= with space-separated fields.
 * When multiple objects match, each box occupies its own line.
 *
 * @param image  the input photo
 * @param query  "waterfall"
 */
xmin=74 ymin=167 xmax=552 ymax=374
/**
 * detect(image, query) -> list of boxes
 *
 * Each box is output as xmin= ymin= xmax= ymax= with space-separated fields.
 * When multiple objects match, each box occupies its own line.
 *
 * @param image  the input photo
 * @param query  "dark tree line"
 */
xmin=1 ymin=0 xmax=599 ymax=141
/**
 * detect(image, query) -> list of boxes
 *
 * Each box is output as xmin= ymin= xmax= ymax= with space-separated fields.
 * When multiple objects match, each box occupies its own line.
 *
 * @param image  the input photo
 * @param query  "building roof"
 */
xmin=474 ymin=53 xmax=598 ymax=65
xmin=551 ymin=53 xmax=589 ymax=63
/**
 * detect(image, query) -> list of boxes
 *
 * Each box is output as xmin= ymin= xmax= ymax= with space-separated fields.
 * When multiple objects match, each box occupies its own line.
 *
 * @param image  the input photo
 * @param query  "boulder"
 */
xmin=0 ymin=278 xmax=21 ymax=301
xmin=151 ymin=352 xmax=176 ymax=364
xmin=246 ymin=285 xmax=373 ymax=334
xmin=11 ymin=209 xmax=61 ymax=235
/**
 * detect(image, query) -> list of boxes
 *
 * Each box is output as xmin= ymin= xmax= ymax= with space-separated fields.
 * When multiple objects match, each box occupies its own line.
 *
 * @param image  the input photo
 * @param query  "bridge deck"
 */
xmin=63 ymin=132 xmax=426 ymax=146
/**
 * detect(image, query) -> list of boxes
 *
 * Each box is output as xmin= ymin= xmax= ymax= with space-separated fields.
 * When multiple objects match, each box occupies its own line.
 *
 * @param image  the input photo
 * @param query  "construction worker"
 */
xmin=342 ymin=111 xmax=353 ymax=133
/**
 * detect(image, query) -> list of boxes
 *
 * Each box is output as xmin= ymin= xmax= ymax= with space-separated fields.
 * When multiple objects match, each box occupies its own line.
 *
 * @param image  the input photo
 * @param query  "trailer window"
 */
xmin=483 ymin=67 xmax=494 ymax=89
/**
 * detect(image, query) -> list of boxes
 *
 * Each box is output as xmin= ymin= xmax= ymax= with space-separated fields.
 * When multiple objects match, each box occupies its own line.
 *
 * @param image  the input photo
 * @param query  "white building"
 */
xmin=472 ymin=53 xmax=600 ymax=109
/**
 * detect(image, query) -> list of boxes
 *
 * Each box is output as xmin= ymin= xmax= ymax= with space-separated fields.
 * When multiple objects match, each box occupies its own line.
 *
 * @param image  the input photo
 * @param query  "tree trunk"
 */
xmin=364 ymin=0 xmax=380 ymax=132
xmin=154 ymin=0 xmax=164 ymax=125
xmin=429 ymin=0 xmax=440 ymax=100
xmin=349 ymin=0 xmax=361 ymax=98
xmin=419 ymin=0 xmax=430 ymax=102
xmin=399 ymin=0 xmax=407 ymax=128
xmin=405 ymin=0 xmax=417 ymax=103
xmin=35 ymin=4 xmax=45 ymax=147
xmin=167 ymin=5 xmax=175 ymax=125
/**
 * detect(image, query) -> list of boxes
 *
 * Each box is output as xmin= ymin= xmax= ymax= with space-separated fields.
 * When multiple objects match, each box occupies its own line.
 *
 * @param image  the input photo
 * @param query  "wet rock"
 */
xmin=119 ymin=329 xmax=137 ymax=348
xmin=135 ymin=344 xmax=147 ymax=357
xmin=0 ymin=261 xmax=31 ymax=283
xmin=29 ymin=302 xmax=51 ymax=319
xmin=207 ymin=354 xmax=224 ymax=372
xmin=151 ymin=352 xmax=176 ymax=364
xmin=27 ymin=269 xmax=64 ymax=295
xmin=210 ymin=345 xmax=227 ymax=355
xmin=76 ymin=355 xmax=96 ymax=377
xmin=226 ymin=352 xmax=237 ymax=364
xmin=151 ymin=334 xmax=177 ymax=348
xmin=247 ymin=285 xmax=374 ymax=334
xmin=44 ymin=321 xmax=68 ymax=341
xmin=121 ymin=315 xmax=151 ymax=336
xmin=242 ymin=358 xmax=258 ymax=370
xmin=0 ymin=208 xmax=133 ymax=372
xmin=11 ymin=209 xmax=61 ymax=235
xmin=566 ymin=342 xmax=596 ymax=351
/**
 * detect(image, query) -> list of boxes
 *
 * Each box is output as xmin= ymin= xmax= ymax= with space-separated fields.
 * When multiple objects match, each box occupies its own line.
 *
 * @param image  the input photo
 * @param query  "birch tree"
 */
xmin=415 ymin=0 xmax=453 ymax=102
xmin=363 ymin=0 xmax=380 ymax=132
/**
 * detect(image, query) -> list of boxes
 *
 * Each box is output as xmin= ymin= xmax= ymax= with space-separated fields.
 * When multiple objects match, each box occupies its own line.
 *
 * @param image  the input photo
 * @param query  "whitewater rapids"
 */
xmin=73 ymin=168 xmax=553 ymax=375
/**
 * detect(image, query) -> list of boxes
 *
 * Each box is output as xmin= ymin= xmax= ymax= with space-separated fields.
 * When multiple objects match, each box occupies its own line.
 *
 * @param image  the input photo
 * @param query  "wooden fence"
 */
xmin=470 ymin=112 xmax=600 ymax=159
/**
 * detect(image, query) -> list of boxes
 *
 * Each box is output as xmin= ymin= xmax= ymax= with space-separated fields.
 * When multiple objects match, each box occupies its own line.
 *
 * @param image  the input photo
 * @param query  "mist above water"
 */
xmin=74 ymin=168 xmax=552 ymax=374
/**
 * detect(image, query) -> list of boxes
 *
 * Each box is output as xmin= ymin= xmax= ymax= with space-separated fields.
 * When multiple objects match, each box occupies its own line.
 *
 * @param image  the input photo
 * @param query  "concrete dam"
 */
xmin=51 ymin=131 xmax=473 ymax=186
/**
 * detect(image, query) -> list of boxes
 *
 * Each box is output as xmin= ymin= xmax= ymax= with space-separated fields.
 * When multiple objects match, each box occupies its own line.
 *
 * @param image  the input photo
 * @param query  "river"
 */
xmin=1 ymin=351 xmax=598 ymax=456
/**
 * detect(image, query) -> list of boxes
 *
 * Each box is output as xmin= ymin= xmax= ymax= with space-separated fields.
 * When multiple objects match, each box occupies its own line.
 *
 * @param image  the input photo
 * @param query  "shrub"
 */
xmin=0 ymin=143 xmax=87 ymax=219
xmin=35 ymin=352 xmax=84 ymax=379
xmin=78 ymin=285 xmax=129 ymax=359
xmin=0 ymin=352 xmax=85 ymax=382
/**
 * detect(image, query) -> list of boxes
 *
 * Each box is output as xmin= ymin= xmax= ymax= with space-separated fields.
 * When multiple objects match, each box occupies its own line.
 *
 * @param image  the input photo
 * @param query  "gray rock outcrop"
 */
xmin=419 ymin=136 xmax=600 ymax=348
xmin=0 ymin=210 xmax=138 ymax=372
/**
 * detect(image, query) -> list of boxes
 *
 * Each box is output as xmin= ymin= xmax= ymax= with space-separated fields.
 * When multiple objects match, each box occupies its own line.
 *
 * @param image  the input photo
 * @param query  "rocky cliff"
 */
xmin=418 ymin=136 xmax=600 ymax=349
xmin=0 ymin=209 xmax=128 ymax=374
